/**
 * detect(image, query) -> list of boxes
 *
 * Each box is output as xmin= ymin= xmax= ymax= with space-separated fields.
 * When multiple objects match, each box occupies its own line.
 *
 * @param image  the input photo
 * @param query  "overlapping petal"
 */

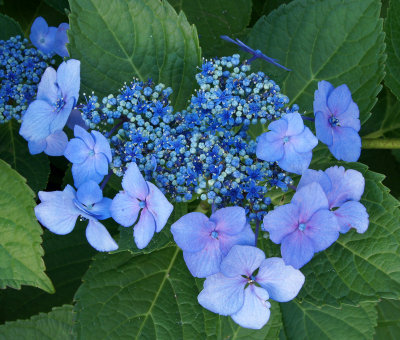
xmin=183 ymin=240 xmax=222 ymax=277
xmin=133 ymin=208 xmax=156 ymax=249
xmin=145 ymin=182 xmax=173 ymax=232
xmin=281 ymin=231 xmax=315 ymax=269
xmin=334 ymin=201 xmax=369 ymax=233
xmin=110 ymin=192 xmax=141 ymax=227
xmin=210 ymin=207 xmax=246 ymax=235
xmin=86 ymin=220 xmax=118 ymax=252
xmin=122 ymin=163 xmax=149 ymax=200
xmin=263 ymin=204 xmax=299 ymax=244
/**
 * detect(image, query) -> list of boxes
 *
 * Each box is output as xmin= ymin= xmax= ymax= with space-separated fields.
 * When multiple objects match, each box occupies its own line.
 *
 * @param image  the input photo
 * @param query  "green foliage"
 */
xmin=0 ymin=120 xmax=50 ymax=193
xmin=374 ymin=299 xmax=400 ymax=339
xmin=0 ymin=305 xmax=74 ymax=340
xmin=68 ymin=0 xmax=201 ymax=110
xmin=247 ymin=0 xmax=385 ymax=124
xmin=0 ymin=159 xmax=53 ymax=293
xmin=44 ymin=0 xmax=69 ymax=14
xmin=168 ymin=0 xmax=252 ymax=57
xmin=0 ymin=13 xmax=23 ymax=40
xmin=385 ymin=0 xmax=400 ymax=101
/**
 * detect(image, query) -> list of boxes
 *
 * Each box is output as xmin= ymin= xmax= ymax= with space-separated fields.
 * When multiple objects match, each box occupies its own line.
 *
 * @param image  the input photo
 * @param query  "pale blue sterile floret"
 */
xmin=53 ymin=23 xmax=70 ymax=58
xmin=263 ymin=182 xmax=340 ymax=269
xmin=256 ymin=112 xmax=318 ymax=175
xmin=314 ymin=80 xmax=361 ymax=162
xmin=198 ymin=245 xmax=304 ymax=329
xmin=110 ymin=162 xmax=173 ymax=249
xmin=64 ymin=125 xmax=112 ymax=187
xmin=297 ymin=166 xmax=369 ymax=234
xmin=19 ymin=59 xmax=80 ymax=154
xmin=34 ymin=180 xmax=118 ymax=252
xmin=171 ymin=207 xmax=254 ymax=278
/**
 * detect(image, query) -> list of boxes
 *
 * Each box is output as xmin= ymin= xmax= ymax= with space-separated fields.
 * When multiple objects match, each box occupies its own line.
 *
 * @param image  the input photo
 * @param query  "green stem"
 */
xmin=362 ymin=138 xmax=400 ymax=149
xmin=194 ymin=201 xmax=210 ymax=214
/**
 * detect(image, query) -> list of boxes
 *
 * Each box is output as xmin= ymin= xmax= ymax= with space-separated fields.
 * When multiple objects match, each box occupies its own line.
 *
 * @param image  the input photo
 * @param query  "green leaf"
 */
xmin=0 ymin=14 xmax=23 ymax=40
xmin=168 ymin=0 xmax=252 ymax=58
xmin=0 ymin=224 xmax=95 ymax=323
xmin=68 ymin=0 xmax=201 ymax=110
xmin=280 ymin=300 xmax=377 ymax=340
xmin=0 ymin=305 xmax=74 ymax=340
xmin=0 ymin=159 xmax=53 ymax=293
xmin=44 ymin=0 xmax=69 ymax=14
xmin=374 ymin=299 xmax=400 ymax=339
xmin=247 ymin=0 xmax=385 ymax=124
xmin=0 ymin=120 xmax=50 ymax=192
xmin=385 ymin=0 xmax=400 ymax=101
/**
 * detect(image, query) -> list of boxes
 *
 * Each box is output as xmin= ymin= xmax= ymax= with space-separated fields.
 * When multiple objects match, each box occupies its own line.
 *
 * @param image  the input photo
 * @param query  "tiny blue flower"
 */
xmin=171 ymin=207 xmax=254 ymax=278
xmin=314 ymin=81 xmax=361 ymax=162
xmin=29 ymin=17 xmax=57 ymax=54
xmin=198 ymin=245 xmax=304 ymax=329
xmin=35 ymin=180 xmax=118 ymax=251
xmin=256 ymin=112 xmax=318 ymax=175
xmin=110 ymin=162 xmax=173 ymax=249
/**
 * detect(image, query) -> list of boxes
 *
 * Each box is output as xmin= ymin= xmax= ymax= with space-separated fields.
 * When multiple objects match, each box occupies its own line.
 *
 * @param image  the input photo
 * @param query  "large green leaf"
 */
xmin=0 ymin=120 xmax=50 ymax=193
xmin=68 ymin=0 xmax=201 ymax=110
xmin=0 ymin=305 xmax=74 ymax=340
xmin=168 ymin=0 xmax=252 ymax=58
xmin=0 ymin=13 xmax=23 ymax=40
xmin=74 ymin=246 xmax=282 ymax=339
xmin=247 ymin=0 xmax=385 ymax=123
xmin=0 ymin=159 xmax=53 ymax=293
xmin=280 ymin=300 xmax=377 ymax=340
xmin=374 ymin=299 xmax=400 ymax=339
xmin=385 ymin=0 xmax=400 ymax=101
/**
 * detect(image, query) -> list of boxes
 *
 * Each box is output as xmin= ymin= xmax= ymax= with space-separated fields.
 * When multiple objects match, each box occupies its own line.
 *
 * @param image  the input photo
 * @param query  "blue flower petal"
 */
xmin=49 ymin=96 xmax=75 ymax=134
xmin=110 ymin=192 xmax=140 ymax=227
xmin=122 ymin=163 xmax=149 ymax=200
xmin=336 ymin=102 xmax=360 ymax=131
xmin=44 ymin=130 xmax=68 ymax=156
xmin=267 ymin=118 xmax=287 ymax=135
xmin=256 ymin=257 xmax=304 ymax=302
xmin=91 ymin=197 xmax=112 ymax=220
xmin=283 ymin=112 xmax=304 ymax=136
xmin=94 ymin=153 xmax=109 ymax=176
xmin=263 ymin=204 xmax=299 ymax=244
xmin=92 ymin=130 xmax=112 ymax=162
xmin=72 ymin=157 xmax=104 ymax=187
xmin=85 ymin=220 xmax=118 ymax=252
xmin=315 ymin=111 xmax=333 ymax=146
xmin=278 ymin=143 xmax=312 ymax=175
xmin=28 ymin=139 xmax=46 ymax=155
xmin=146 ymin=182 xmax=173 ymax=232
xmin=134 ymin=208 xmax=156 ymax=249
xmin=210 ymin=207 xmax=246 ymax=235
xmin=36 ymin=67 xmax=58 ymax=103
xmin=334 ymin=201 xmax=369 ymax=234
xmin=64 ymin=138 xmax=90 ymax=164
xmin=281 ymin=231 xmax=315 ymax=269
xmin=329 ymin=127 xmax=361 ymax=162
xmin=53 ymin=23 xmax=69 ymax=57
xmin=313 ymin=80 xmax=334 ymax=114
xmin=30 ymin=17 xmax=56 ymax=54
xmin=218 ymin=223 xmax=255 ymax=255
xmin=256 ymin=131 xmax=284 ymax=162
xmin=77 ymin=180 xmax=103 ymax=206
xmin=74 ymin=125 xmax=94 ymax=148
xmin=327 ymin=84 xmax=352 ymax=114
xmin=297 ymin=169 xmax=332 ymax=194
xmin=291 ymin=127 xmax=318 ymax=153
xmin=56 ymin=59 xmax=80 ymax=102
xmin=183 ymin=240 xmax=222 ymax=277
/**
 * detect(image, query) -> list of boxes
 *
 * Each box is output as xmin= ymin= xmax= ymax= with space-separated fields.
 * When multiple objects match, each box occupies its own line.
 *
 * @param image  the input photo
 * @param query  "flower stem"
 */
xmin=100 ymin=170 xmax=113 ymax=190
xmin=362 ymin=138 xmax=400 ymax=149
xmin=254 ymin=220 xmax=260 ymax=247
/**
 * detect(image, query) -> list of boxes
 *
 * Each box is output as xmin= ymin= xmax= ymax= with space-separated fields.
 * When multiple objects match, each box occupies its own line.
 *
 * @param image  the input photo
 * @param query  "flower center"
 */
xmin=298 ymin=223 xmax=306 ymax=231
xmin=211 ymin=230 xmax=219 ymax=239
xmin=139 ymin=200 xmax=146 ymax=209
xmin=54 ymin=97 xmax=65 ymax=112
xmin=328 ymin=116 xmax=340 ymax=127
xmin=39 ymin=38 xmax=45 ymax=44
xmin=89 ymin=150 xmax=95 ymax=156
xmin=283 ymin=136 xmax=290 ymax=143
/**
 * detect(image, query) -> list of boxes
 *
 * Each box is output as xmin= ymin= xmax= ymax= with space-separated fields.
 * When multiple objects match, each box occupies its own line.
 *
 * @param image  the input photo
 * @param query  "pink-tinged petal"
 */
xmin=56 ymin=59 xmax=80 ymax=102
xmin=297 ymin=169 xmax=332 ymax=194
xmin=210 ymin=207 xmax=246 ymax=235
xmin=110 ymin=192 xmax=140 ymax=227
xmin=28 ymin=139 xmax=46 ymax=155
xmin=292 ymin=182 xmax=329 ymax=222
xmin=291 ymin=127 xmax=318 ymax=153
xmin=198 ymin=273 xmax=246 ymax=315
xmin=19 ymin=100 xmax=55 ymax=141
xmin=122 ymin=162 xmax=149 ymax=200
xmin=146 ymin=182 xmax=173 ymax=232
xmin=263 ymin=204 xmax=299 ymax=244
xmin=334 ymin=201 xmax=369 ymax=234
xmin=336 ymin=102 xmax=360 ymax=131
xmin=279 ymin=143 xmax=312 ymax=175
xmin=218 ymin=223 xmax=255 ymax=255
xmin=281 ymin=231 xmax=315 ymax=269
xmin=72 ymin=157 xmax=104 ymax=187
xmin=49 ymin=97 xmax=75 ymax=134
xmin=36 ymin=67 xmax=58 ymax=102
xmin=90 ymin=197 xmax=112 ymax=220
xmin=256 ymin=257 xmax=304 ymax=302
xmin=85 ymin=220 xmax=118 ymax=252
xmin=77 ymin=180 xmax=103 ymax=206
xmin=315 ymin=111 xmax=333 ymax=145
xmin=327 ymin=84 xmax=352 ymax=114
xmin=325 ymin=166 xmax=364 ymax=207
xmin=313 ymin=80 xmax=334 ymax=114
xmin=64 ymin=138 xmax=90 ymax=164
xmin=133 ymin=208 xmax=156 ymax=249
xmin=183 ymin=240 xmax=222 ymax=277
xmin=220 ymin=245 xmax=265 ymax=278
xmin=34 ymin=185 xmax=80 ymax=235
xmin=256 ymin=131 xmax=284 ymax=162
xmin=171 ymin=212 xmax=212 ymax=253
xmin=44 ymin=130 xmax=68 ymax=156
xmin=329 ymin=127 xmax=361 ymax=162
xmin=94 ymin=153 xmax=109 ymax=176
xmin=231 ymin=285 xmax=271 ymax=329
xmin=92 ymin=130 xmax=112 ymax=162
xmin=74 ymin=125 xmax=94 ymax=148
xmin=267 ymin=118 xmax=287 ymax=135
xmin=283 ymin=112 xmax=304 ymax=136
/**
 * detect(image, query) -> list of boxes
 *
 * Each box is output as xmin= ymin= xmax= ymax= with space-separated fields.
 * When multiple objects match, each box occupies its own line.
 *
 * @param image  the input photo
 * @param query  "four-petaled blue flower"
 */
xmin=19 ymin=60 xmax=80 ymax=154
xmin=298 ymin=166 xmax=369 ymax=234
xmin=64 ymin=125 xmax=112 ymax=187
xmin=198 ymin=245 xmax=304 ymax=329
xmin=263 ymin=182 xmax=340 ymax=269
xmin=29 ymin=17 xmax=57 ymax=54
xmin=35 ymin=180 xmax=118 ymax=252
xmin=256 ymin=112 xmax=318 ymax=175
xmin=171 ymin=207 xmax=255 ymax=278
xmin=314 ymin=81 xmax=361 ymax=162
xmin=110 ymin=162 xmax=174 ymax=249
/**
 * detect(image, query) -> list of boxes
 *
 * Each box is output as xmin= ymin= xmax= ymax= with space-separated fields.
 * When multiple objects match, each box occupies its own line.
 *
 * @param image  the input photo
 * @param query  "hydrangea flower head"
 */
xmin=198 ymin=245 xmax=304 ymax=329
xmin=35 ymin=180 xmax=118 ymax=251
xmin=256 ymin=112 xmax=318 ymax=175
xmin=19 ymin=59 xmax=80 ymax=143
xmin=171 ymin=207 xmax=254 ymax=277
xmin=263 ymin=182 xmax=340 ymax=268
xmin=314 ymin=81 xmax=361 ymax=162
xmin=110 ymin=162 xmax=173 ymax=249
xmin=29 ymin=17 xmax=57 ymax=54
xmin=298 ymin=166 xmax=368 ymax=233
